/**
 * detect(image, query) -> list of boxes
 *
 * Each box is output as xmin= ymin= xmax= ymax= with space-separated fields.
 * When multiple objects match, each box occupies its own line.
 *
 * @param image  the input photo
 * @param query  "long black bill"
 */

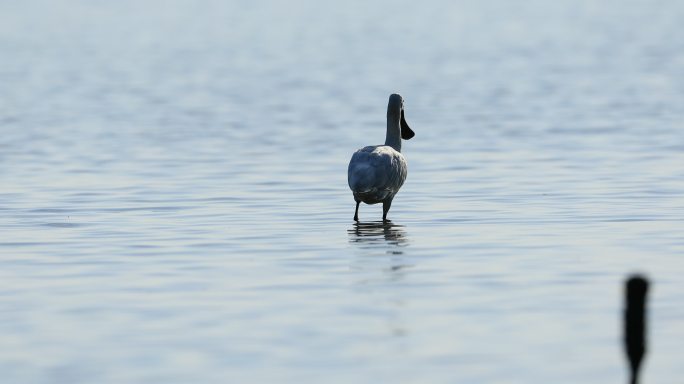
xmin=400 ymin=109 xmax=415 ymax=140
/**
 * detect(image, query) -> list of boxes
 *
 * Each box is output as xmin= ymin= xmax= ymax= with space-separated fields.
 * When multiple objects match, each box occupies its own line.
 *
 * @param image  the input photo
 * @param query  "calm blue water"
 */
xmin=1 ymin=1 xmax=684 ymax=383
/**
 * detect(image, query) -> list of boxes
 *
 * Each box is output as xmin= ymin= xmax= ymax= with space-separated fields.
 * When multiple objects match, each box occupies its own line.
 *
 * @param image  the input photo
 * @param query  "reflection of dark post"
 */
xmin=625 ymin=275 xmax=649 ymax=384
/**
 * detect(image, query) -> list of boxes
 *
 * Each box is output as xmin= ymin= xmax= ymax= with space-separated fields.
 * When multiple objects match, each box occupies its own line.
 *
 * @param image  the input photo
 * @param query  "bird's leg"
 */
xmin=353 ymin=200 xmax=360 ymax=221
xmin=382 ymin=198 xmax=393 ymax=222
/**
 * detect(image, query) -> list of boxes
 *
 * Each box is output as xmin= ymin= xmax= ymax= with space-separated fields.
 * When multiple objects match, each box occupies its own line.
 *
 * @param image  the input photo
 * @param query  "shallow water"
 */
xmin=1 ymin=1 xmax=684 ymax=383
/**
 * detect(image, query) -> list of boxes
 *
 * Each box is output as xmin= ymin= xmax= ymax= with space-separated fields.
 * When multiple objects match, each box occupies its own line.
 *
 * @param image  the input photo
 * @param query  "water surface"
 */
xmin=1 ymin=1 xmax=684 ymax=383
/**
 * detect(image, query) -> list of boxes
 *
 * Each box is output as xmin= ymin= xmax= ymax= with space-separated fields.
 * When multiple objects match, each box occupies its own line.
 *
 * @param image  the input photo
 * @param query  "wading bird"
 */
xmin=348 ymin=94 xmax=415 ymax=222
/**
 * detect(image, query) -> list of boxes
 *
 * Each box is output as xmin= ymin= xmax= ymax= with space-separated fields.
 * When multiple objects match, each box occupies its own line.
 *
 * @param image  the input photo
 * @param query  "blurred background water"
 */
xmin=1 ymin=0 xmax=683 ymax=383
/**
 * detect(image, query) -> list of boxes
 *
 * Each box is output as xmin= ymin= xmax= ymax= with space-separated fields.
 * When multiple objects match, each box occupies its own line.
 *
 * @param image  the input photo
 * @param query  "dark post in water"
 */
xmin=625 ymin=275 xmax=649 ymax=384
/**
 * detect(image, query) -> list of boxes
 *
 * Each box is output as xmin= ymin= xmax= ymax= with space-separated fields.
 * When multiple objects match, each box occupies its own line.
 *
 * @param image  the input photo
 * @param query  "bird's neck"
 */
xmin=385 ymin=114 xmax=401 ymax=152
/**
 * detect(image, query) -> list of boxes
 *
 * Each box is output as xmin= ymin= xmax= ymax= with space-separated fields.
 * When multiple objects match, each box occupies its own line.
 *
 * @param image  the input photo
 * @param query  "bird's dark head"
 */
xmin=387 ymin=93 xmax=415 ymax=140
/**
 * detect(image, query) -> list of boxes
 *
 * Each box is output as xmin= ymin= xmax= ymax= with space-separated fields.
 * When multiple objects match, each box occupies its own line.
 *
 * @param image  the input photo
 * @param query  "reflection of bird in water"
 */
xmin=348 ymin=221 xmax=409 ymax=248
xmin=348 ymin=221 xmax=412 ymax=337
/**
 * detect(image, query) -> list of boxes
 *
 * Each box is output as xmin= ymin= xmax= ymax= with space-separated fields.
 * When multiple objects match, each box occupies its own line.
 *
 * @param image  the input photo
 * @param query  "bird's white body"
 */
xmin=348 ymin=94 xmax=415 ymax=221
xmin=348 ymin=145 xmax=407 ymax=205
